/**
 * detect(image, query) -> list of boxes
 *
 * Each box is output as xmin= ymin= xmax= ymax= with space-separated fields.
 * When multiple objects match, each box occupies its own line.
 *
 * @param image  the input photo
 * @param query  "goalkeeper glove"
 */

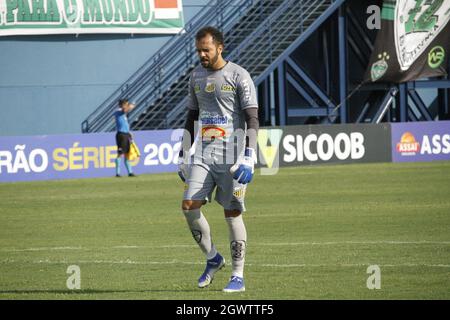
xmin=230 ymin=148 xmax=256 ymax=184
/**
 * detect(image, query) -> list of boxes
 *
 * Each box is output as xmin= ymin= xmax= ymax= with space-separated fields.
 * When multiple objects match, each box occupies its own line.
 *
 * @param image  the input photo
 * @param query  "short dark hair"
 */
xmin=119 ymin=98 xmax=129 ymax=106
xmin=195 ymin=26 xmax=224 ymax=46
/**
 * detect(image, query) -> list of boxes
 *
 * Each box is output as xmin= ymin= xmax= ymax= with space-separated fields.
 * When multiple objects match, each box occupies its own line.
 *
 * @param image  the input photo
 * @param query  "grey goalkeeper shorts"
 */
xmin=183 ymin=162 xmax=247 ymax=212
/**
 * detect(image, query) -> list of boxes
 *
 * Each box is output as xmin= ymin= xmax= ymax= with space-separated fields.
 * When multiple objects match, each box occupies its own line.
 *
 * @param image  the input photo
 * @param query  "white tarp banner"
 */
xmin=0 ymin=0 xmax=184 ymax=36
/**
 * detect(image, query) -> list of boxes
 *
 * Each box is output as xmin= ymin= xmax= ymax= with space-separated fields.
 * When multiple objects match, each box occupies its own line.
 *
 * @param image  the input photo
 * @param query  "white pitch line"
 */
xmin=1 ymin=240 xmax=450 ymax=253
xmin=257 ymin=263 xmax=450 ymax=268
xmin=111 ymin=244 xmax=196 ymax=249
xmin=0 ymin=246 xmax=84 ymax=252
xmin=1 ymin=259 xmax=449 ymax=269
xmin=0 ymin=245 xmax=197 ymax=252
xmin=258 ymin=241 xmax=450 ymax=246
xmin=36 ymin=259 xmax=203 ymax=266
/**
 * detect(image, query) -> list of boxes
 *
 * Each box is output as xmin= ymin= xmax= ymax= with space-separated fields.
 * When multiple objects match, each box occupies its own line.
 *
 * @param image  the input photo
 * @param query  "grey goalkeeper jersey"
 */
xmin=188 ymin=61 xmax=258 ymax=162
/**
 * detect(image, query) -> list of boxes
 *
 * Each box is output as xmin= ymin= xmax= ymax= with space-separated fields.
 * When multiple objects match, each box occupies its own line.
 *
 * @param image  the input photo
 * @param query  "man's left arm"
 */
xmin=244 ymin=107 xmax=259 ymax=151
xmin=231 ymin=107 xmax=259 ymax=184
xmin=231 ymin=72 xmax=259 ymax=184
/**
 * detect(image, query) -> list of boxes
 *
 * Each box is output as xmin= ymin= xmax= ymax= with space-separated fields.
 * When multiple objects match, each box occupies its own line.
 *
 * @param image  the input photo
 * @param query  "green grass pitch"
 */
xmin=0 ymin=161 xmax=449 ymax=299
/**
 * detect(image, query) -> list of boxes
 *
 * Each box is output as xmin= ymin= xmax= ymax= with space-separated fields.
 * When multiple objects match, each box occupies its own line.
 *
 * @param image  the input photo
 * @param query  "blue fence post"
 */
xmin=277 ymin=62 xmax=287 ymax=125
xmin=338 ymin=3 xmax=347 ymax=124
xmin=399 ymin=83 xmax=407 ymax=122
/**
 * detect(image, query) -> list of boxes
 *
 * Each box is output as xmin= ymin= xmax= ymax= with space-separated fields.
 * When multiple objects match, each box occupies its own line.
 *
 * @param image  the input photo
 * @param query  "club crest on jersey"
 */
xmin=205 ymin=83 xmax=215 ymax=93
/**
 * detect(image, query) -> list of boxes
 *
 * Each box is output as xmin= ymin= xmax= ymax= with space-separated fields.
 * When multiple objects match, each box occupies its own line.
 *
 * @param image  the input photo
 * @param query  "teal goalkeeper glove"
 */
xmin=230 ymin=148 xmax=256 ymax=184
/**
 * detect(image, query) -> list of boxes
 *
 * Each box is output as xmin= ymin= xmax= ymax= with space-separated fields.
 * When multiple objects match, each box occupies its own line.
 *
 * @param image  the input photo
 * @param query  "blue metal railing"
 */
xmin=81 ymin=0 xmax=256 ymax=133
xmin=126 ymin=0 xmax=284 ymax=130
xmin=166 ymin=0 xmax=337 ymax=128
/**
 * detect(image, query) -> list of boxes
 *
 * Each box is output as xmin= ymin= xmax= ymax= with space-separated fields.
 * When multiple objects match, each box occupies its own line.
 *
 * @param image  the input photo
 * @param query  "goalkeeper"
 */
xmin=178 ymin=26 xmax=259 ymax=293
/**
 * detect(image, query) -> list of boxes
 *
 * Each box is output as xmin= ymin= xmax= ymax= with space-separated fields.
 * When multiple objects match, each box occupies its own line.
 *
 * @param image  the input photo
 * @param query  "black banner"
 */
xmin=257 ymin=123 xmax=392 ymax=170
xmin=1 ymin=300 xmax=448 ymax=318
xmin=364 ymin=0 xmax=450 ymax=83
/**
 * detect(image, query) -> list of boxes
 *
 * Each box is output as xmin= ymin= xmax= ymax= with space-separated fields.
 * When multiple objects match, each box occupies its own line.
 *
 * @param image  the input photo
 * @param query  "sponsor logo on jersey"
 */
xmin=221 ymin=84 xmax=235 ymax=92
xmin=201 ymin=126 xmax=226 ymax=139
xmin=194 ymin=84 xmax=201 ymax=93
xmin=200 ymin=112 xmax=230 ymax=125
xmin=396 ymin=132 xmax=420 ymax=155
xmin=241 ymin=79 xmax=251 ymax=102
xmin=199 ymin=112 xmax=232 ymax=140
xmin=200 ymin=115 xmax=228 ymax=125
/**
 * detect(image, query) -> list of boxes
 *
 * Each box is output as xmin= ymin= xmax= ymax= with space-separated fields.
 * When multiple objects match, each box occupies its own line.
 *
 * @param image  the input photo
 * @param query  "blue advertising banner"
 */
xmin=3 ymin=122 xmax=450 ymax=182
xmin=391 ymin=121 xmax=450 ymax=162
xmin=0 ymin=130 xmax=183 ymax=182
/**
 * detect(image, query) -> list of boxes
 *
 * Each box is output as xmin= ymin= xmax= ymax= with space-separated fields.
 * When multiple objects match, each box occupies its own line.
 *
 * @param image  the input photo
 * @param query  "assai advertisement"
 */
xmin=392 ymin=121 xmax=450 ymax=162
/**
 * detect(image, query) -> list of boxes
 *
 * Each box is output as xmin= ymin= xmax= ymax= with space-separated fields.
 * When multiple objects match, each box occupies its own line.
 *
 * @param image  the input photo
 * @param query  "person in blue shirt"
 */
xmin=114 ymin=99 xmax=137 ymax=177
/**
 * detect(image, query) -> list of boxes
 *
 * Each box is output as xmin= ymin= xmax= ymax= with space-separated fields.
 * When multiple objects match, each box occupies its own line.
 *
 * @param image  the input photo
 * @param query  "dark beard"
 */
xmin=205 ymin=51 xmax=219 ymax=69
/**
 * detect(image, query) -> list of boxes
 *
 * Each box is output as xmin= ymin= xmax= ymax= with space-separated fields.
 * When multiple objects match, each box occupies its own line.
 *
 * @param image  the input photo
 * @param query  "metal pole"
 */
xmin=338 ymin=4 xmax=348 ymax=123
xmin=263 ymin=78 xmax=271 ymax=125
xmin=269 ymin=72 xmax=276 ymax=126
xmin=399 ymin=83 xmax=407 ymax=122
xmin=277 ymin=63 xmax=287 ymax=125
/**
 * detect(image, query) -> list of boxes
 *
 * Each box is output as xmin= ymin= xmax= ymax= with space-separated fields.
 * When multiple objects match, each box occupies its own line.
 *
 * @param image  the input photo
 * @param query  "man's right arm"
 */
xmin=178 ymin=108 xmax=198 ymax=182
xmin=181 ymin=74 xmax=200 ymax=155
xmin=181 ymin=108 xmax=199 ymax=154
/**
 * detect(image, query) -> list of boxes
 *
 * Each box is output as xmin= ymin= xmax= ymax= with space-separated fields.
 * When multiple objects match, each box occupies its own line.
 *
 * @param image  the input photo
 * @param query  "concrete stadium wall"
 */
xmin=0 ymin=0 xmax=211 ymax=137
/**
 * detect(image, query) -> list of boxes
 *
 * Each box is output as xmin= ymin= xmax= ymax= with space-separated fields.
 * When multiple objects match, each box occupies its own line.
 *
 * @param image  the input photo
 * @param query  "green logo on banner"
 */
xmin=371 ymin=52 xmax=390 ymax=82
xmin=395 ymin=0 xmax=450 ymax=71
xmin=257 ymin=129 xmax=283 ymax=169
xmin=428 ymin=46 xmax=445 ymax=68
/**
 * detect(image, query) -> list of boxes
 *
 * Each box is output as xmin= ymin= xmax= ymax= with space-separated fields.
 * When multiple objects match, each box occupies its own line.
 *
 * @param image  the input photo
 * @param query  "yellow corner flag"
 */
xmin=126 ymin=141 xmax=141 ymax=161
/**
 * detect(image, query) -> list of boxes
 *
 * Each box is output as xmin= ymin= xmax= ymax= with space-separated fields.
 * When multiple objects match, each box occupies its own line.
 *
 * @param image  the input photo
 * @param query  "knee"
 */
xmin=181 ymin=200 xmax=203 ymax=211
xmin=224 ymin=209 xmax=241 ymax=218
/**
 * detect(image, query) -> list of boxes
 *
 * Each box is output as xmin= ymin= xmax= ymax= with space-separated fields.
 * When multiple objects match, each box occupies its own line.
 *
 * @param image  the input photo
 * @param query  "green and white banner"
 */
xmin=0 ymin=0 xmax=184 ymax=36
xmin=365 ymin=0 xmax=450 ymax=83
